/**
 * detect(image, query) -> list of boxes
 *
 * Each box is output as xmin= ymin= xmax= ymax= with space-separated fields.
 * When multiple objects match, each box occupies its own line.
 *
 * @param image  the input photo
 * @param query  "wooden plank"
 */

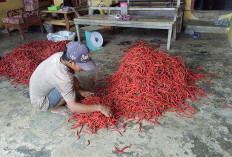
xmin=77 ymin=15 xmax=174 ymax=22
xmin=90 ymin=7 xmax=121 ymax=11
xmin=41 ymin=10 xmax=74 ymax=14
xmin=81 ymin=25 xmax=104 ymax=31
xmin=74 ymin=15 xmax=174 ymax=29
xmin=127 ymin=3 xmax=181 ymax=7
xmin=74 ymin=21 xmax=172 ymax=29
xmin=90 ymin=6 xmax=176 ymax=11
xmin=48 ymin=19 xmax=74 ymax=26
xmin=119 ymin=0 xmax=174 ymax=2
xmin=129 ymin=7 xmax=176 ymax=10
xmin=117 ymin=0 xmax=185 ymax=7
xmin=118 ymin=0 xmax=184 ymax=3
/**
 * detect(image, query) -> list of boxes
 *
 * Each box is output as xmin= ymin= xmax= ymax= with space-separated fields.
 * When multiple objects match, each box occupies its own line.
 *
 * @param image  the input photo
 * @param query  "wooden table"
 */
xmin=41 ymin=10 xmax=75 ymax=31
xmin=74 ymin=15 xmax=176 ymax=50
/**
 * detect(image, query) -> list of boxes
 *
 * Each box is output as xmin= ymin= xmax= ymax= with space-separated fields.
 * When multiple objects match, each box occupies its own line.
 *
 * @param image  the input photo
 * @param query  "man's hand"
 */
xmin=98 ymin=104 xmax=112 ymax=117
xmin=79 ymin=90 xmax=94 ymax=98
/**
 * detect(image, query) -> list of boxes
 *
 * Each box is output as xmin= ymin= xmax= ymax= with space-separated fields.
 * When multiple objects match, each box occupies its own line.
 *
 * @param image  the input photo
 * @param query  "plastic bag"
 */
xmin=43 ymin=22 xmax=54 ymax=33
xmin=47 ymin=31 xmax=76 ymax=42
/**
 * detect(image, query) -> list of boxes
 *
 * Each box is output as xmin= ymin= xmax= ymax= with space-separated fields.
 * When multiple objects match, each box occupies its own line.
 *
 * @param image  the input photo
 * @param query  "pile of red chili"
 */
xmin=0 ymin=40 xmax=213 ymax=146
xmin=0 ymin=40 xmax=70 ymax=86
xmin=70 ymin=40 xmax=213 ymax=138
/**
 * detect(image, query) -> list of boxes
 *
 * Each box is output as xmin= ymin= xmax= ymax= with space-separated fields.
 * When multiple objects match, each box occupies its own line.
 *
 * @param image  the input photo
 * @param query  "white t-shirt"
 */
xmin=29 ymin=52 xmax=76 ymax=110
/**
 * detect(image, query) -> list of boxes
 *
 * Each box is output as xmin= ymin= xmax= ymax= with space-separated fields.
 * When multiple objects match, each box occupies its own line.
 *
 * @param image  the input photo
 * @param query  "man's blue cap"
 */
xmin=66 ymin=42 xmax=96 ymax=71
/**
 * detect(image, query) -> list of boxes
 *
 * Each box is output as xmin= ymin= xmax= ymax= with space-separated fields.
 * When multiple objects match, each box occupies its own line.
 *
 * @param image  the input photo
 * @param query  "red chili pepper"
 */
xmin=76 ymin=131 xmax=80 ymax=140
xmin=0 ymin=40 xmax=70 ymax=86
xmin=220 ymin=106 xmax=232 ymax=110
xmin=203 ymin=102 xmax=209 ymax=105
xmin=112 ymin=129 xmax=123 ymax=136
xmin=87 ymin=140 xmax=90 ymax=146
xmin=70 ymin=125 xmax=79 ymax=130
xmin=122 ymin=123 xmax=127 ymax=132
xmin=115 ymin=144 xmax=132 ymax=154
xmin=115 ymin=147 xmax=126 ymax=154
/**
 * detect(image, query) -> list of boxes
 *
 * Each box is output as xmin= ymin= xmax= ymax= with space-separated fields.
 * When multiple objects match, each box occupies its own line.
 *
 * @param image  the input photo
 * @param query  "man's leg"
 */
xmin=48 ymin=88 xmax=72 ymax=115
xmin=50 ymin=98 xmax=72 ymax=115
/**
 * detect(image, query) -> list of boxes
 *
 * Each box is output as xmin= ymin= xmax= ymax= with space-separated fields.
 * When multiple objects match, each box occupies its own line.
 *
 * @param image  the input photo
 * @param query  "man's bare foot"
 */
xmin=51 ymin=106 xmax=73 ymax=115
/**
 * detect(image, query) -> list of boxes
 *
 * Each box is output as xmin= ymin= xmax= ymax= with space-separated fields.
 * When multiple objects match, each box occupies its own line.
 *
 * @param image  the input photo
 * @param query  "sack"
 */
xmin=47 ymin=31 xmax=76 ymax=42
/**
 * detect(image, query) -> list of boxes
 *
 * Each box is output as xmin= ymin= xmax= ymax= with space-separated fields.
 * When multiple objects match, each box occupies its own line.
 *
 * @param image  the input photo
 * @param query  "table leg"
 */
xmin=178 ymin=12 xmax=183 ymax=33
xmin=75 ymin=24 xmax=80 ymax=42
xmin=5 ymin=27 xmax=11 ymax=37
xmin=172 ymin=23 xmax=177 ymax=41
xmin=167 ymin=29 xmax=173 ymax=50
xmin=19 ymin=26 xmax=25 ymax=40
xmin=64 ymin=13 xmax=70 ymax=31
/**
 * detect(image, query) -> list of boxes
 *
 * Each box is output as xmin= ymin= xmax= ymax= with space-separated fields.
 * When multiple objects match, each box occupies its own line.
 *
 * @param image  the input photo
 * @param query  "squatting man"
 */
xmin=29 ymin=41 xmax=112 ymax=117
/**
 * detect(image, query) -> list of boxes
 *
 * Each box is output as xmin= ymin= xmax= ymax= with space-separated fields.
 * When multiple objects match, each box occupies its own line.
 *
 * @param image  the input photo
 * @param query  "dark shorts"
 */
xmin=48 ymin=88 xmax=63 ymax=109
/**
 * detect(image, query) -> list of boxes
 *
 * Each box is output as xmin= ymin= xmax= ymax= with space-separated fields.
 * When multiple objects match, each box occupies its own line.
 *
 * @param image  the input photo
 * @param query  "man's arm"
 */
xmin=66 ymin=99 xmax=112 ymax=117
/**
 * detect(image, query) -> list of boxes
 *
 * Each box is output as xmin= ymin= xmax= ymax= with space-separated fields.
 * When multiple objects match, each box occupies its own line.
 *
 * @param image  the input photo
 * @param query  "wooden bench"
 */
xmin=72 ymin=0 xmax=184 ymax=50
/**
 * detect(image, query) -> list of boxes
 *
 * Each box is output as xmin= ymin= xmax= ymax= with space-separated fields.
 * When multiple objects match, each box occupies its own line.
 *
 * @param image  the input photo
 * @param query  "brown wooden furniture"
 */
xmin=2 ymin=0 xmax=44 ymax=40
xmin=41 ymin=10 xmax=75 ymax=31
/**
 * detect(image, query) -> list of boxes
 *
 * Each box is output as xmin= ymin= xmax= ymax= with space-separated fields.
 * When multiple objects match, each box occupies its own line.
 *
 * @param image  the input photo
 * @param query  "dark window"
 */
xmin=194 ymin=0 xmax=232 ymax=10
